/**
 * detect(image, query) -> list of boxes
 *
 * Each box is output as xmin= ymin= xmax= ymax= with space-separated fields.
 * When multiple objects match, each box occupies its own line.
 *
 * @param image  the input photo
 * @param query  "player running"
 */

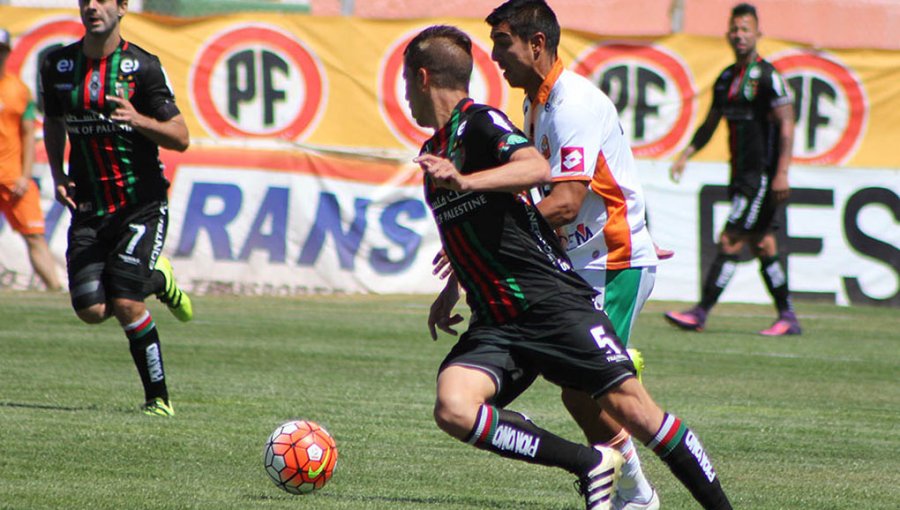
xmin=40 ymin=0 xmax=192 ymax=416
xmin=408 ymin=24 xmax=733 ymax=510
xmin=484 ymin=1 xmax=661 ymax=507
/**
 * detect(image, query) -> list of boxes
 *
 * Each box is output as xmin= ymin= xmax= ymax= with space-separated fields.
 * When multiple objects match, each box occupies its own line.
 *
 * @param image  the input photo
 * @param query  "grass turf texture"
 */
xmin=1 ymin=291 xmax=897 ymax=509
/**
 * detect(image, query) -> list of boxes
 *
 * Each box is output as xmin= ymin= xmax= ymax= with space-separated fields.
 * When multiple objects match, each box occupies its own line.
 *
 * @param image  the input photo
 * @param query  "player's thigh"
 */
xmin=0 ymin=182 xmax=46 ymax=235
xmin=438 ymin=326 xmax=538 ymax=409
xmin=104 ymin=201 xmax=169 ymax=301
xmin=66 ymin=218 xmax=109 ymax=310
xmin=518 ymin=295 xmax=635 ymax=398
xmin=725 ymin=187 xmax=777 ymax=235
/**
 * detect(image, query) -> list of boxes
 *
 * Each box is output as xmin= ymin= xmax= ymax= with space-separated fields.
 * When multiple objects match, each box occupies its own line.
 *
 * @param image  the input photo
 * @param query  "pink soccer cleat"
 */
xmin=759 ymin=311 xmax=802 ymax=336
xmin=663 ymin=307 xmax=707 ymax=332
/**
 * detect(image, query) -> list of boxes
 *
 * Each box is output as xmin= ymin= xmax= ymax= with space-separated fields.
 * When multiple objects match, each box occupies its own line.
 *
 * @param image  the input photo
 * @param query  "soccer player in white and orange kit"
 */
xmin=486 ymin=2 xmax=662 ymax=509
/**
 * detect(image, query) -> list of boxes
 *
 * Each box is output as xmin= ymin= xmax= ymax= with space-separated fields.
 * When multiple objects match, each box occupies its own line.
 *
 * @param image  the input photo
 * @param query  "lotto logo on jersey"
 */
xmin=560 ymin=147 xmax=585 ymax=174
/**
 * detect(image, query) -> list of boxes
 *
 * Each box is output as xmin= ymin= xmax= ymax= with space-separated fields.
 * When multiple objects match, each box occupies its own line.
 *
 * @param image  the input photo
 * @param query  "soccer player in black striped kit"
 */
xmin=406 ymin=25 xmax=732 ymax=510
xmin=665 ymin=3 xmax=801 ymax=336
xmin=40 ymin=0 xmax=192 ymax=417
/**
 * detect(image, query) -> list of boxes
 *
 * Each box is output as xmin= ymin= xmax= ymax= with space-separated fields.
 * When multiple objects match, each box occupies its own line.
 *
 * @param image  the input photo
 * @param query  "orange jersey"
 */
xmin=0 ymin=72 xmax=35 ymax=184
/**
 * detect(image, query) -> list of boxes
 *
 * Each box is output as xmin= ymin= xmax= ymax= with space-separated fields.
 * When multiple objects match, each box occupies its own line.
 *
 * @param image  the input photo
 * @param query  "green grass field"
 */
xmin=1 ymin=291 xmax=898 ymax=509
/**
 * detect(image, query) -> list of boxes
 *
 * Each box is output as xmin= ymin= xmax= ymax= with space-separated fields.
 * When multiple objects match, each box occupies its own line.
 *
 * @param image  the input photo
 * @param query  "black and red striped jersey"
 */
xmin=711 ymin=56 xmax=792 ymax=193
xmin=40 ymin=39 xmax=180 ymax=217
xmin=421 ymin=98 xmax=595 ymax=326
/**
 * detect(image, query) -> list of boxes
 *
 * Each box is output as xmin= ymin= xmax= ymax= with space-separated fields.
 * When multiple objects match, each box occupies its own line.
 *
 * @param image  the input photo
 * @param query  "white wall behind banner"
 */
xmin=1 ymin=158 xmax=897 ymax=306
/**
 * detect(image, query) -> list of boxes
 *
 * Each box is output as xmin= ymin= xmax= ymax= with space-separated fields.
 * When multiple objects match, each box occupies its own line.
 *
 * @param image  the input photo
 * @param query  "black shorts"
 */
xmin=724 ymin=185 xmax=783 ymax=235
xmin=439 ymin=293 xmax=636 ymax=407
xmin=67 ymin=201 xmax=168 ymax=309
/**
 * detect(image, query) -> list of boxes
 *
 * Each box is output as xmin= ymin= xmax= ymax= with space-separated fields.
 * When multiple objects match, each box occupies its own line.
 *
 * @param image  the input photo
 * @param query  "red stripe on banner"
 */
xmin=35 ymin=145 xmax=424 ymax=188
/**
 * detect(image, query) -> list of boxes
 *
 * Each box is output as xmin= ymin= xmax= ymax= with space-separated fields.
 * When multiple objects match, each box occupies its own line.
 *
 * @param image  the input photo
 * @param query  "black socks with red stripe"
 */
xmin=646 ymin=413 xmax=732 ymax=510
xmin=466 ymin=404 xmax=600 ymax=476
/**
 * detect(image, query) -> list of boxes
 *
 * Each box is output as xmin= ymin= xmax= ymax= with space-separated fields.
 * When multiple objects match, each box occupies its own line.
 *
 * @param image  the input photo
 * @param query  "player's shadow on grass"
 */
xmin=249 ymin=492 xmax=578 ymax=508
xmin=0 ymin=401 xmax=98 ymax=412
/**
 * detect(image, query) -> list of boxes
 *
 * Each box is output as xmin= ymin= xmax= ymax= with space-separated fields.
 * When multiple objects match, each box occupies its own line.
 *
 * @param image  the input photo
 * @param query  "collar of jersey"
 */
xmin=432 ymin=97 xmax=475 ymax=139
xmin=533 ymin=58 xmax=565 ymax=106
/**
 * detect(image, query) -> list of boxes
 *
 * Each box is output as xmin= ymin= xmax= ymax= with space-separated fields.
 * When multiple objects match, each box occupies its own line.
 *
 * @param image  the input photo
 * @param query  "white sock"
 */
xmin=604 ymin=436 xmax=654 ymax=503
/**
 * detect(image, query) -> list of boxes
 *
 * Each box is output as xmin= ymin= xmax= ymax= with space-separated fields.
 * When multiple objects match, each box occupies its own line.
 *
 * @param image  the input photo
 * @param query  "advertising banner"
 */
xmin=3 ymin=7 xmax=900 ymax=167
xmin=0 ymin=7 xmax=896 ymax=306
xmin=2 ymin=148 xmax=896 ymax=306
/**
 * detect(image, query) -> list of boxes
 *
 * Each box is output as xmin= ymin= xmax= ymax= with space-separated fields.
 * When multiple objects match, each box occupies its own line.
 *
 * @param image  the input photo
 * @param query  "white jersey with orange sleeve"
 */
xmin=524 ymin=64 xmax=657 ymax=271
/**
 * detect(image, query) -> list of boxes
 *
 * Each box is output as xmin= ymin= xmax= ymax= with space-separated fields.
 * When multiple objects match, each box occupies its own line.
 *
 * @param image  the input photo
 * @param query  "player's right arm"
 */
xmin=670 ymin=106 xmax=722 ymax=183
xmin=532 ymin=93 xmax=600 ymax=228
xmin=428 ymin=273 xmax=463 ymax=340
xmin=40 ymin=52 xmax=76 ymax=211
xmin=43 ymin=116 xmax=74 ymax=211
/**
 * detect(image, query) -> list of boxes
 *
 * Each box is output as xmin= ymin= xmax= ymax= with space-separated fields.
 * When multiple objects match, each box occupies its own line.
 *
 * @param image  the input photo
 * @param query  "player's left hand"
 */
xmin=106 ymin=94 xmax=143 ymax=128
xmin=428 ymin=277 xmax=463 ymax=340
xmin=771 ymin=173 xmax=791 ymax=203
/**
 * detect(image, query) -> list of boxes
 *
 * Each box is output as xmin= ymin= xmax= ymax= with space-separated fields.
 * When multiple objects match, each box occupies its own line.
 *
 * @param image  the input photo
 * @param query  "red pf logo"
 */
xmin=771 ymin=50 xmax=867 ymax=165
xmin=190 ymin=24 xmax=326 ymax=140
xmin=6 ymin=17 xmax=84 ymax=117
xmin=573 ymin=42 xmax=695 ymax=159
xmin=379 ymin=28 xmax=507 ymax=148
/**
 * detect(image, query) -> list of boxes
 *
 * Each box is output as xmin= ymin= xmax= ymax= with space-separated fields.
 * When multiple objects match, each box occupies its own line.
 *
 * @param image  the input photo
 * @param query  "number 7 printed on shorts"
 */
xmin=126 ymin=223 xmax=147 ymax=255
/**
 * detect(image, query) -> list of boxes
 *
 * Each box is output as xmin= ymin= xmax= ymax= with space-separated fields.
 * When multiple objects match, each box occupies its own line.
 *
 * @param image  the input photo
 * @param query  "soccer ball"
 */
xmin=263 ymin=419 xmax=338 ymax=494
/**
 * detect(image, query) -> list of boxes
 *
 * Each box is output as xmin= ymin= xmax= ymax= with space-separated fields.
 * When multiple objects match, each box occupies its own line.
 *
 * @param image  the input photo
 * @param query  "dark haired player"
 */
xmin=407 ymin=24 xmax=733 ymax=510
xmin=41 ymin=0 xmax=192 ymax=416
xmin=666 ymin=2 xmax=801 ymax=336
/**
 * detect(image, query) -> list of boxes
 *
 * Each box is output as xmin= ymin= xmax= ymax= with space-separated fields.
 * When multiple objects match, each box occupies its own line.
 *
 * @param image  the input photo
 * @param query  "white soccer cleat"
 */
xmin=612 ymin=488 xmax=660 ymax=510
xmin=576 ymin=445 xmax=624 ymax=510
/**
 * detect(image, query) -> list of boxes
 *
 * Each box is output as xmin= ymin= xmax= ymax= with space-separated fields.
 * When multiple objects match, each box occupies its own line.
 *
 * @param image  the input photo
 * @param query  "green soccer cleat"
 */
xmin=142 ymin=397 xmax=175 ymax=417
xmin=155 ymin=256 xmax=193 ymax=322
xmin=627 ymin=348 xmax=645 ymax=384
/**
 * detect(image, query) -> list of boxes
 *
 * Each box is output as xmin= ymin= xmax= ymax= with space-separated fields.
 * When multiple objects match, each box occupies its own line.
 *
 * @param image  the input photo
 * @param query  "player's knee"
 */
xmin=75 ymin=304 xmax=108 ymax=324
xmin=719 ymin=233 xmax=742 ymax=253
xmin=433 ymin=392 xmax=480 ymax=439
xmin=109 ymin=298 xmax=147 ymax=325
